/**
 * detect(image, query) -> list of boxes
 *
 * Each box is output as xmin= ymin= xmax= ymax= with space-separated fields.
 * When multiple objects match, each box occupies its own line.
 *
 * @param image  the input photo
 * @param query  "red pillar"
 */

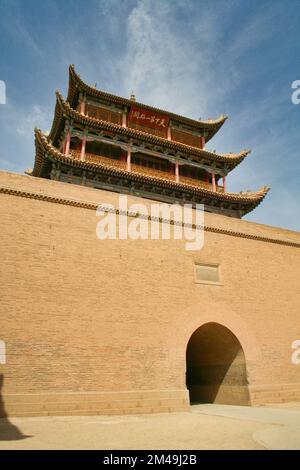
xmin=80 ymin=99 xmax=86 ymax=115
xmin=222 ymin=175 xmax=226 ymax=193
xmin=127 ymin=147 xmax=131 ymax=171
xmin=64 ymin=130 xmax=71 ymax=155
xmin=212 ymin=171 xmax=216 ymax=192
xmin=175 ymin=160 xmax=179 ymax=183
xmin=122 ymin=112 xmax=127 ymax=128
xmin=167 ymin=126 xmax=171 ymax=141
xmin=81 ymin=134 xmax=86 ymax=161
xmin=200 ymin=136 xmax=205 ymax=149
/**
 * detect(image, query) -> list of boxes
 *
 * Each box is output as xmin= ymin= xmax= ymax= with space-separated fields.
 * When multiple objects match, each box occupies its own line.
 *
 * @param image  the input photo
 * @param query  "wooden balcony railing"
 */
xmin=69 ymin=150 xmax=224 ymax=193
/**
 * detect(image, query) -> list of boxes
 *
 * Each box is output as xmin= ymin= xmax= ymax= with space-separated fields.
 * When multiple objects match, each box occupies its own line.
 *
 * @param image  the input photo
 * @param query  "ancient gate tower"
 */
xmin=0 ymin=65 xmax=299 ymax=417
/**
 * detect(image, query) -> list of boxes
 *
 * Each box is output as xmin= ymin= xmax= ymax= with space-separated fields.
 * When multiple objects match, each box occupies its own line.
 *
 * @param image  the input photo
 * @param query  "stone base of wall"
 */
xmin=249 ymin=383 xmax=300 ymax=405
xmin=1 ymin=390 xmax=190 ymax=418
xmin=2 ymin=386 xmax=300 ymax=417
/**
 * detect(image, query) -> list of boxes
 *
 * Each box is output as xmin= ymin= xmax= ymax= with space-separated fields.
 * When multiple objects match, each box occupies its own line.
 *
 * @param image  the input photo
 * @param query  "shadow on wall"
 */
xmin=186 ymin=322 xmax=250 ymax=406
xmin=0 ymin=374 xmax=30 ymax=441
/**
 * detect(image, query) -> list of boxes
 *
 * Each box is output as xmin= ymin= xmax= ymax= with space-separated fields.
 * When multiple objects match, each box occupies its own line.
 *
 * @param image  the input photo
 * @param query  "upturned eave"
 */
xmin=32 ymin=128 xmax=270 ymax=216
xmin=66 ymin=64 xmax=227 ymax=142
xmin=49 ymin=91 xmax=250 ymax=173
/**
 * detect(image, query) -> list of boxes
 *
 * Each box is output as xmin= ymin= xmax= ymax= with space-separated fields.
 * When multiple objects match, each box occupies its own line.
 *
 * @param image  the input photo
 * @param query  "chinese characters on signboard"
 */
xmin=128 ymin=106 xmax=169 ymax=135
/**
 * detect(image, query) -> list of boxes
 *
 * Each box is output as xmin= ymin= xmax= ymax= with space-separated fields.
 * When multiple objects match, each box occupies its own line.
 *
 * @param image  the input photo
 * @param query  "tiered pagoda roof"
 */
xmin=49 ymin=91 xmax=250 ymax=172
xmin=29 ymin=65 xmax=270 ymax=218
xmin=67 ymin=64 xmax=227 ymax=142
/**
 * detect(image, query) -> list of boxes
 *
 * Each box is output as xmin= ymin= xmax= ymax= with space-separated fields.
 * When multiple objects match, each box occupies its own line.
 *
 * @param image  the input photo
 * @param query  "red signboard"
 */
xmin=128 ymin=106 xmax=170 ymax=134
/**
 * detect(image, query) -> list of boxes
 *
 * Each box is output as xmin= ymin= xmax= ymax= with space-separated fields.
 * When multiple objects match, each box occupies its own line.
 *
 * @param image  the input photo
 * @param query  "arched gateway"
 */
xmin=186 ymin=322 xmax=250 ymax=405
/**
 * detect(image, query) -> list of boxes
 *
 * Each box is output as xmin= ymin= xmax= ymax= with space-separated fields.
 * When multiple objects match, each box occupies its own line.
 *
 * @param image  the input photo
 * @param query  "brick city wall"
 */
xmin=0 ymin=170 xmax=300 ymax=416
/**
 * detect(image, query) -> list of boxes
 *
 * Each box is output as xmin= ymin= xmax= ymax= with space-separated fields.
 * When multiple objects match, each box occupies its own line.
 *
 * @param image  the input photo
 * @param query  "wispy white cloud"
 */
xmin=1 ymin=0 xmax=43 ymax=57
xmin=225 ymin=7 xmax=279 ymax=62
xmin=0 ymin=0 xmax=298 ymax=230
xmin=120 ymin=0 xmax=280 ymax=118
xmin=16 ymin=104 xmax=49 ymax=136
xmin=117 ymin=0 xmax=299 ymax=229
xmin=0 ymin=100 xmax=52 ymax=172
xmin=121 ymin=0 xmax=216 ymax=117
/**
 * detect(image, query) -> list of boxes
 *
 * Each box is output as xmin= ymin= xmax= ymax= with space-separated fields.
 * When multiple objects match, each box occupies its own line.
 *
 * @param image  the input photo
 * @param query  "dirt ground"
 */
xmin=0 ymin=403 xmax=300 ymax=450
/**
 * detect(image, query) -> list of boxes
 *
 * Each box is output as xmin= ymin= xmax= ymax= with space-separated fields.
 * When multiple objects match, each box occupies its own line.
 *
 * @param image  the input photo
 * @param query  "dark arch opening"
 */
xmin=186 ymin=322 xmax=250 ymax=405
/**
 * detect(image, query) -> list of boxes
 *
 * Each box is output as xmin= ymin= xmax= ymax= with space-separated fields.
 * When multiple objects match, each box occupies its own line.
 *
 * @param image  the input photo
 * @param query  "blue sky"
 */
xmin=0 ymin=0 xmax=299 ymax=230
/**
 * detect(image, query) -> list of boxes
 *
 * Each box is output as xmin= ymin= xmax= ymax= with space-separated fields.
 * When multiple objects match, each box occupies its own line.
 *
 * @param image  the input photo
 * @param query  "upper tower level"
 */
xmin=67 ymin=64 xmax=227 ymax=148
xmin=29 ymin=65 xmax=269 ymax=218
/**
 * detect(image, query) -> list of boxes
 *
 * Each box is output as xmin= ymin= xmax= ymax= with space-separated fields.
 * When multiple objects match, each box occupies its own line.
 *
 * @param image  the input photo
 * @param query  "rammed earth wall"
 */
xmin=0 ymin=170 xmax=300 ymax=416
